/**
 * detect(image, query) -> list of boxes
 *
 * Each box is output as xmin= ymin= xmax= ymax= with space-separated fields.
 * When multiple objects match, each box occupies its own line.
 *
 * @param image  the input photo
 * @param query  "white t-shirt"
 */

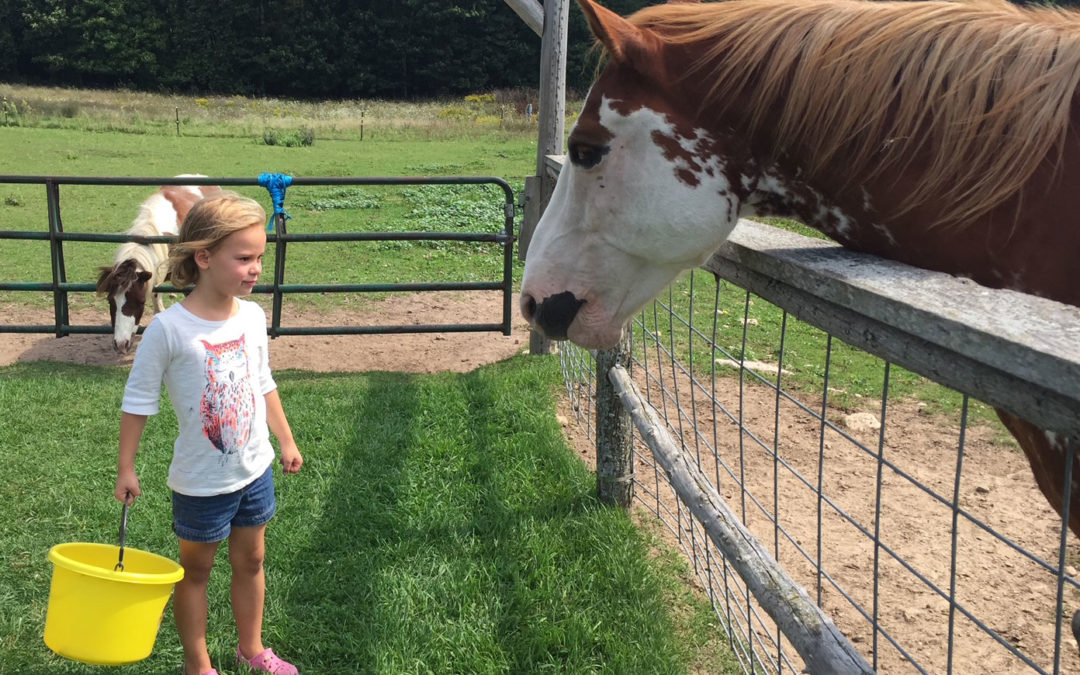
xmin=122 ymin=299 xmax=277 ymax=496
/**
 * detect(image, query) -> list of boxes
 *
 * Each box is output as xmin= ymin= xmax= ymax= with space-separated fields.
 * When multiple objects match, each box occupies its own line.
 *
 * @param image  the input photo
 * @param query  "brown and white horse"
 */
xmin=97 ymin=179 xmax=220 ymax=353
xmin=520 ymin=0 xmax=1080 ymax=535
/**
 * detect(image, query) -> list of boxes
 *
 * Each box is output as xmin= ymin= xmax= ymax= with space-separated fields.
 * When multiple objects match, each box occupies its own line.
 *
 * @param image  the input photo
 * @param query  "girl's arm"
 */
xmin=266 ymin=389 xmax=303 ymax=474
xmin=115 ymin=412 xmax=148 ymax=504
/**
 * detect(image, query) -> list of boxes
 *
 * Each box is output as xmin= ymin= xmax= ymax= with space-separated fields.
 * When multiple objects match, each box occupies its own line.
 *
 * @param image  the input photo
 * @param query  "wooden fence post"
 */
xmin=595 ymin=334 xmax=634 ymax=507
xmin=522 ymin=0 xmax=568 ymax=356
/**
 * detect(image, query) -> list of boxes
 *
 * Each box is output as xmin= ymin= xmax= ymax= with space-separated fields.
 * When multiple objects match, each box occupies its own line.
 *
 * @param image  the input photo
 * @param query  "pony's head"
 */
xmin=97 ymin=260 xmax=152 ymax=354
xmin=520 ymin=0 xmax=751 ymax=349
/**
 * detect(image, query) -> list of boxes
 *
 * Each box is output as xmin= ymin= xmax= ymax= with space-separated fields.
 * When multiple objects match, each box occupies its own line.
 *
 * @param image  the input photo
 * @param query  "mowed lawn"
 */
xmin=0 ymin=357 xmax=735 ymax=674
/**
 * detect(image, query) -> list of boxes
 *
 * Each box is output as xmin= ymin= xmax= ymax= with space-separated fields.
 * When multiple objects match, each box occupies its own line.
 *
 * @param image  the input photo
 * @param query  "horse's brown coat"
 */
xmin=573 ymin=0 xmax=1080 ymax=534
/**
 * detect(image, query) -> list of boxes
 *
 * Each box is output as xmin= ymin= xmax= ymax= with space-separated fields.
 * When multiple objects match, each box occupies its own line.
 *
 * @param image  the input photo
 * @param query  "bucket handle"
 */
xmin=115 ymin=496 xmax=130 ymax=572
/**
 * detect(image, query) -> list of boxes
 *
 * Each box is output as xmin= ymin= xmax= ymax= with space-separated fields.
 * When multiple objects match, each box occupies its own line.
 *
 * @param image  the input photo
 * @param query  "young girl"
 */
xmin=114 ymin=191 xmax=303 ymax=675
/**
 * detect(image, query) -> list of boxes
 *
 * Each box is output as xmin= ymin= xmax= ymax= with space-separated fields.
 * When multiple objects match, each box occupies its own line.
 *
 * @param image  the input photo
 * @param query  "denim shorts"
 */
xmin=172 ymin=465 xmax=277 ymax=543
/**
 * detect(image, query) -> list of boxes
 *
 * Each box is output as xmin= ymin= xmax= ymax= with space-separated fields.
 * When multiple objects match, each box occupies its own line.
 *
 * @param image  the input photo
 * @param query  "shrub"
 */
xmin=0 ymin=97 xmax=24 ymax=127
xmin=437 ymin=106 xmax=472 ymax=120
xmin=261 ymin=126 xmax=315 ymax=147
xmin=464 ymin=93 xmax=496 ymax=105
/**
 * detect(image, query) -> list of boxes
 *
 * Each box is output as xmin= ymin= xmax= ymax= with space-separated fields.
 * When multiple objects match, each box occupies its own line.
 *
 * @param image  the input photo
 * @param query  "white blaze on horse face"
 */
xmin=522 ymin=97 xmax=742 ymax=349
xmin=112 ymin=287 xmax=138 ymax=353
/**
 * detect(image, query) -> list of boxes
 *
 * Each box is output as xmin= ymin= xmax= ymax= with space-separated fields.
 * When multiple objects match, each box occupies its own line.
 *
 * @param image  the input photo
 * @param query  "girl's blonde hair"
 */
xmin=168 ymin=191 xmax=267 ymax=288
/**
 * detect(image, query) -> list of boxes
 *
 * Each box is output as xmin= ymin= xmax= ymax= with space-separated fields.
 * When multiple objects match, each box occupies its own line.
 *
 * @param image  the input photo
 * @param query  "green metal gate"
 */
xmin=0 ymin=175 xmax=517 ymax=338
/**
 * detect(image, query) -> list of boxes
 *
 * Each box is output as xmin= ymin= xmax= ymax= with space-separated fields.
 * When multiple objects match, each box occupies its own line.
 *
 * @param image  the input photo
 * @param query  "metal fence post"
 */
xmin=596 ymin=333 xmax=634 ymax=507
xmin=270 ymin=211 xmax=287 ymax=338
xmin=45 ymin=180 xmax=70 ymax=338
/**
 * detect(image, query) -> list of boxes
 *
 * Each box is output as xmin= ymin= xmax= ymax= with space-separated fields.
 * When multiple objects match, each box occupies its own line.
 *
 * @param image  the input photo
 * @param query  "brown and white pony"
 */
xmin=97 ymin=179 xmax=220 ymax=353
xmin=520 ymin=0 xmax=1080 ymax=536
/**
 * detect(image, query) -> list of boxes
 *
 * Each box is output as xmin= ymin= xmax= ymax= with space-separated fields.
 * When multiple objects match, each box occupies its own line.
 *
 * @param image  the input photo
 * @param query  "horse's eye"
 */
xmin=569 ymin=141 xmax=607 ymax=169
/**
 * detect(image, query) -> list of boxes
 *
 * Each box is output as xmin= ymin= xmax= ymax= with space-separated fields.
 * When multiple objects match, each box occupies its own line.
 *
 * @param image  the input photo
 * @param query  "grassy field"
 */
xmin=0 ymin=86 xmax=538 ymax=314
xmin=0 ymin=357 xmax=735 ymax=674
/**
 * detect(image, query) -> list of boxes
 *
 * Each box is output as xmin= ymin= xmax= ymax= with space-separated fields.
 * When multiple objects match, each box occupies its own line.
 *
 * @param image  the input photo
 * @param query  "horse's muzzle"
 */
xmin=520 ymin=291 xmax=585 ymax=341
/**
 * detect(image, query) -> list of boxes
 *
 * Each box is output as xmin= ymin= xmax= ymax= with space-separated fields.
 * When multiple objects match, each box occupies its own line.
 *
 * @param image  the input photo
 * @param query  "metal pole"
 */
xmin=45 ymin=181 xmax=70 ymax=338
xmin=271 ymin=211 xmax=287 ymax=338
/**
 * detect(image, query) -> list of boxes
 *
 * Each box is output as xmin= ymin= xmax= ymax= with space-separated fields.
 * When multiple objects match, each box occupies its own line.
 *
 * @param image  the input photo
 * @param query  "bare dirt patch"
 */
xmin=557 ymin=361 xmax=1080 ymax=674
xmin=0 ymin=292 xmax=529 ymax=372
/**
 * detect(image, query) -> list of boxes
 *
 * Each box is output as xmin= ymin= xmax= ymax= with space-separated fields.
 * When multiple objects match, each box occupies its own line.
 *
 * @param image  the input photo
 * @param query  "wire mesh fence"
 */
xmin=556 ymin=223 xmax=1080 ymax=674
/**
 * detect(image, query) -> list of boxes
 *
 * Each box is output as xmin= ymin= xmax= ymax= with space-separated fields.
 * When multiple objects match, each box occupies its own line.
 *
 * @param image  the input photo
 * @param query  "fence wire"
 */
xmin=558 ymin=267 xmax=1080 ymax=674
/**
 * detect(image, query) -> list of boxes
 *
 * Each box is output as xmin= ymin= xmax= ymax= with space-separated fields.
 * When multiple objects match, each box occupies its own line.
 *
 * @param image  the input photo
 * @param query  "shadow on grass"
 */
xmin=0 ymin=359 xmax=717 ymax=674
xmin=273 ymin=360 xmax=688 ymax=673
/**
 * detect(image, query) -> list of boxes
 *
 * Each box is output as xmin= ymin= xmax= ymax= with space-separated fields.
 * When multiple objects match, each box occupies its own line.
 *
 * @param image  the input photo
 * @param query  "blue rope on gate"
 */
xmin=258 ymin=172 xmax=293 ymax=231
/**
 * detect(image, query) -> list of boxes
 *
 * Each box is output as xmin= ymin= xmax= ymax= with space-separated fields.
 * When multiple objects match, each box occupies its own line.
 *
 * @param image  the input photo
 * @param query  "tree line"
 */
xmin=0 ymin=0 xmax=658 ymax=100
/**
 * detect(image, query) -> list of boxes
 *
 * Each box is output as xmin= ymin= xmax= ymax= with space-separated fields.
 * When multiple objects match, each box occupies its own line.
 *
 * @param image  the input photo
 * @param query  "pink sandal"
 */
xmin=236 ymin=647 xmax=298 ymax=675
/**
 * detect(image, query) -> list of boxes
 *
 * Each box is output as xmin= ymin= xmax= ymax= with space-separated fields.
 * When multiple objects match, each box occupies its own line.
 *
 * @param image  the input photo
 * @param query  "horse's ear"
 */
xmin=96 ymin=266 xmax=114 ymax=294
xmin=577 ymin=0 xmax=665 ymax=78
xmin=136 ymin=271 xmax=153 ymax=284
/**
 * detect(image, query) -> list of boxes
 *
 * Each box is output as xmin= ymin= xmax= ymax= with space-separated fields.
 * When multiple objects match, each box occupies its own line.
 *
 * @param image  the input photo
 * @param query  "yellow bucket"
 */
xmin=44 ymin=542 xmax=184 ymax=665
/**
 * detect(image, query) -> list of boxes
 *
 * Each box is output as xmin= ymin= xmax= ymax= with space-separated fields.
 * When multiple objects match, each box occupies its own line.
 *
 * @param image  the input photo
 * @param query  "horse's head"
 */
xmin=520 ymin=0 xmax=753 ymax=349
xmin=97 ymin=260 xmax=152 ymax=354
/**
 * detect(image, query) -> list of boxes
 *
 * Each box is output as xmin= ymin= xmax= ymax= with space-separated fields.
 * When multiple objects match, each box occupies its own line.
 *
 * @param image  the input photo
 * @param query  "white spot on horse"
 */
xmin=873 ymin=223 xmax=898 ymax=246
xmin=172 ymin=175 xmax=209 ymax=201
xmin=141 ymin=193 xmax=181 ymax=236
xmin=748 ymin=168 xmax=859 ymax=240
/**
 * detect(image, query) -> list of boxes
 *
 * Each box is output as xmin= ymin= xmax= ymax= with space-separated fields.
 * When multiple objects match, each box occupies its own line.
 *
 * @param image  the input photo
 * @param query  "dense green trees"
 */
xmin=0 ymin=0 xmax=659 ymax=99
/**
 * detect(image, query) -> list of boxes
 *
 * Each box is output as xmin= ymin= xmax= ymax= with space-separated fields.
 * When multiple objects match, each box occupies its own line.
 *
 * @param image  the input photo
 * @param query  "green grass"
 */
xmin=1 ymin=83 xmax=545 ymax=315
xmin=0 ymin=356 xmax=738 ymax=674
xmin=0 ymin=122 xmax=533 ymax=314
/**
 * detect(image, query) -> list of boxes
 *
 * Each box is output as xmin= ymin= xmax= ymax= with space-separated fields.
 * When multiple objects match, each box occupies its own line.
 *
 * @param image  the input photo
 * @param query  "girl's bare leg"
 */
xmin=175 ymin=538 xmax=222 ymax=675
xmin=229 ymin=524 xmax=267 ymax=659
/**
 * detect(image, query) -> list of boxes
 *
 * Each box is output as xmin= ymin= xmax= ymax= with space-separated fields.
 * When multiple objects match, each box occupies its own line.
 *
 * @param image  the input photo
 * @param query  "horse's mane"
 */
xmin=109 ymin=204 xmax=171 ymax=279
xmin=627 ymin=0 xmax=1080 ymax=227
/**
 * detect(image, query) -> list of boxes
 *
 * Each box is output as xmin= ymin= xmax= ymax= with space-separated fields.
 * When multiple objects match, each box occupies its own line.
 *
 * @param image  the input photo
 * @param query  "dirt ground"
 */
xmin=3 ymin=292 xmax=1078 ymax=674
xmin=0 ymin=292 xmax=530 ymax=373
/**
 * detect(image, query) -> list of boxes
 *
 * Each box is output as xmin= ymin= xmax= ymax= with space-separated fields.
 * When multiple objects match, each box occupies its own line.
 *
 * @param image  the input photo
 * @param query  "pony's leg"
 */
xmin=153 ymin=291 xmax=164 ymax=313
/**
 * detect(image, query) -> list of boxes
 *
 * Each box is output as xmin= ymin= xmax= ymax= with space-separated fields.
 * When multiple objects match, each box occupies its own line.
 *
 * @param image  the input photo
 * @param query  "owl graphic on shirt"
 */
xmin=199 ymin=336 xmax=255 ymax=458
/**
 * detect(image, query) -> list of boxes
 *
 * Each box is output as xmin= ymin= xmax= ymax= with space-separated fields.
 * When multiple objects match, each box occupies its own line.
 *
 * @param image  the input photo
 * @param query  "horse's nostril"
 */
xmin=533 ymin=291 xmax=585 ymax=341
xmin=521 ymin=294 xmax=538 ymax=322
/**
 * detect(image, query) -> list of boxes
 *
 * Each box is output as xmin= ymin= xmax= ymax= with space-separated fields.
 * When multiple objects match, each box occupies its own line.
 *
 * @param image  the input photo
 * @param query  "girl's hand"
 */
xmin=280 ymin=443 xmax=303 ymax=474
xmin=115 ymin=471 xmax=141 ymax=504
